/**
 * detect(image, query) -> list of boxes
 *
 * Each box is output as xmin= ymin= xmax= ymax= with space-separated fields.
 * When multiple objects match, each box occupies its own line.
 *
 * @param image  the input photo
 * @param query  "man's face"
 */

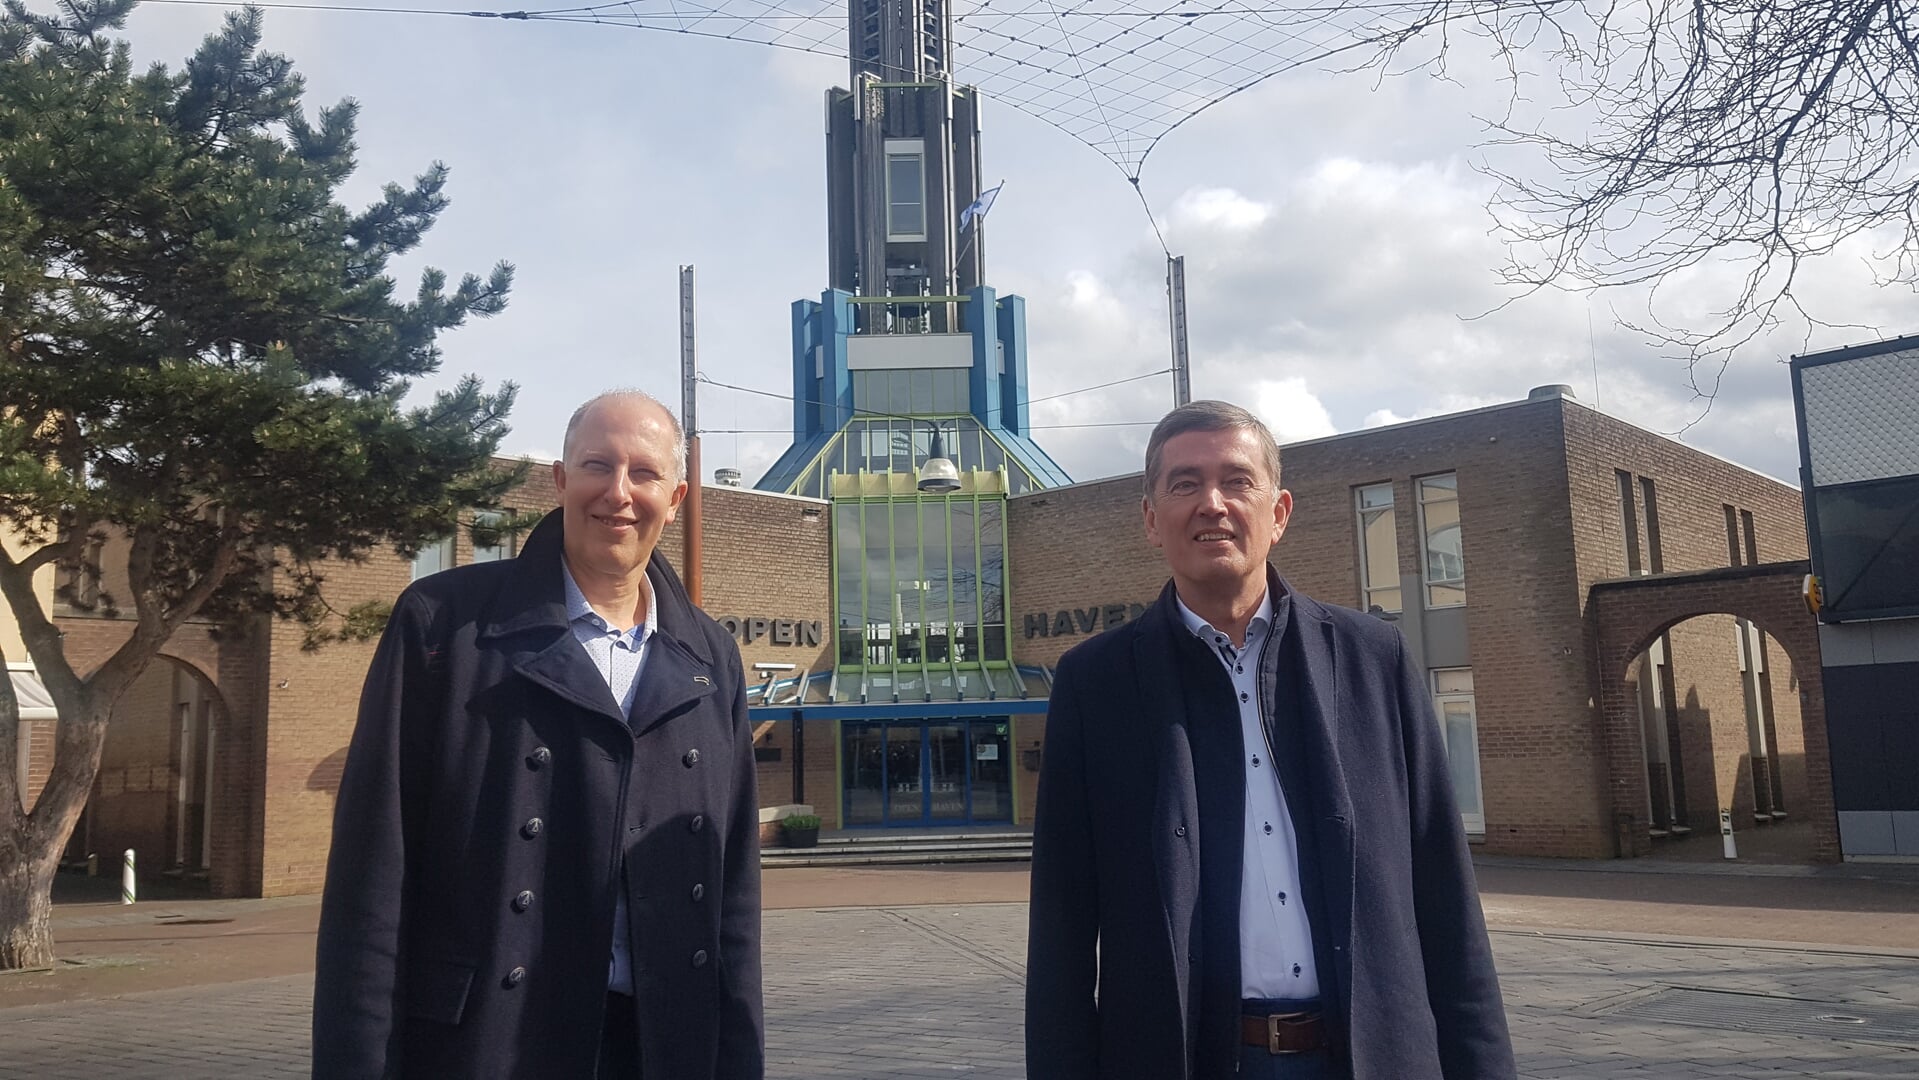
xmin=1142 ymin=427 xmax=1292 ymax=595
xmin=551 ymin=398 xmax=687 ymax=582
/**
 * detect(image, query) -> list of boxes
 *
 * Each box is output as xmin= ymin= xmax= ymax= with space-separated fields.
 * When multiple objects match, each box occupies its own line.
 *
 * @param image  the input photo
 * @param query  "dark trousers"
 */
xmin=598 ymin=992 xmax=641 ymax=1079
xmin=1237 ymin=996 xmax=1334 ymax=1080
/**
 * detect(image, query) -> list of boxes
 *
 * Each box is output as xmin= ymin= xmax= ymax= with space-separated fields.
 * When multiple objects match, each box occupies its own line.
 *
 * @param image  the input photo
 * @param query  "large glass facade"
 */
xmin=841 ymin=718 xmax=1014 ymax=826
xmin=833 ymin=493 xmax=1009 ymax=675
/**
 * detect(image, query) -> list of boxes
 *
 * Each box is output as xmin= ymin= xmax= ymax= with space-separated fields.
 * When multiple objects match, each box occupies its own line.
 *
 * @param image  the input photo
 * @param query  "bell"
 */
xmin=917 ymin=426 xmax=962 ymax=493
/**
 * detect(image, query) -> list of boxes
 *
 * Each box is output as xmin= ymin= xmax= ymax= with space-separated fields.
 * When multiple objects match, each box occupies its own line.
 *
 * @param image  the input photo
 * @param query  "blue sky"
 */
xmin=118 ymin=2 xmax=1916 ymax=488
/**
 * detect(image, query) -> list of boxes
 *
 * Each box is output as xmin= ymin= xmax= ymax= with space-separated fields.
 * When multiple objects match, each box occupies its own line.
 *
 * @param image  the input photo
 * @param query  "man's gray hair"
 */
xmin=1142 ymin=399 xmax=1282 ymax=498
xmin=563 ymin=390 xmax=688 ymax=481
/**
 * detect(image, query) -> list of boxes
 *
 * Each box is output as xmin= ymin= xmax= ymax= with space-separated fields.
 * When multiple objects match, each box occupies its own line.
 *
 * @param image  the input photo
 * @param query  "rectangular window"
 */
xmin=1740 ymin=509 xmax=1758 ymax=565
xmin=1431 ymin=668 xmax=1485 ymax=834
xmin=1417 ymin=473 xmax=1465 ymax=607
xmin=470 ymin=511 xmax=514 ymax=563
xmin=1724 ymin=504 xmax=1742 ymax=566
xmin=1640 ymin=476 xmax=1663 ymax=573
xmin=1617 ymin=470 xmax=1642 ymax=575
xmin=1354 ymin=483 xmax=1401 ymax=613
xmin=411 ymin=535 xmax=453 ymax=580
xmin=885 ymin=141 xmax=926 ymax=241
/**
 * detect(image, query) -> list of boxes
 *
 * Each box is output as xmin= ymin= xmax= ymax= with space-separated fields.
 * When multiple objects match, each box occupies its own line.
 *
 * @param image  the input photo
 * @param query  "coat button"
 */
xmin=683 ymin=749 xmax=700 ymax=767
xmin=521 ymin=817 xmax=544 ymax=839
xmin=1174 ymin=825 xmax=1187 ymax=837
xmin=527 ymin=747 xmax=551 ymax=769
xmin=512 ymin=890 xmax=534 ymax=913
xmin=691 ymin=949 xmax=708 ymax=968
xmin=504 ymin=966 xmax=527 ymax=987
xmin=690 ymin=883 xmax=705 ymax=902
xmin=689 ymin=814 xmax=705 ymax=833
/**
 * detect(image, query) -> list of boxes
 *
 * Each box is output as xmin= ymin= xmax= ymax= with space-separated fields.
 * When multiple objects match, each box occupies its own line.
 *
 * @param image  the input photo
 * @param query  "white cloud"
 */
xmin=1253 ymin=377 xmax=1338 ymax=442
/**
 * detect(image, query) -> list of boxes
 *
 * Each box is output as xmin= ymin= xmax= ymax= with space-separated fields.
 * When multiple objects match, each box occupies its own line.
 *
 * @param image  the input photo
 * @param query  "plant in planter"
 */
xmin=779 ymin=814 xmax=822 ymax=849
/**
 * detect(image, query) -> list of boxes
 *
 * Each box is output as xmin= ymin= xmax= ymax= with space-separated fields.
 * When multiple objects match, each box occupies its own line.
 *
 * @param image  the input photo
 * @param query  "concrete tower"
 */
xmin=824 ymin=0 xmax=984 ymax=330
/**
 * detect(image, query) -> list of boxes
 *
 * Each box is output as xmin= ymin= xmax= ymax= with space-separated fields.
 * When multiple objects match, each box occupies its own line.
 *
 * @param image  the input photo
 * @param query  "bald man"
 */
xmin=315 ymin=391 xmax=763 ymax=1079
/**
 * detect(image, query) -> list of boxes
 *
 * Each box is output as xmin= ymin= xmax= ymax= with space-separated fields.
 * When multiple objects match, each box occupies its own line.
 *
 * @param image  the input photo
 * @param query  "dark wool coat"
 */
xmin=1025 ymin=571 xmax=1516 ymax=1080
xmin=313 ymin=511 xmax=762 ymax=1079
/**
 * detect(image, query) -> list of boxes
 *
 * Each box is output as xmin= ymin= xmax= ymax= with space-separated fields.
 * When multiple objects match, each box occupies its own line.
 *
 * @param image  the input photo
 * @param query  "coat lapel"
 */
xmin=1281 ymin=583 xmax=1357 ymax=1019
xmin=480 ymin=511 xmax=717 ymax=733
xmin=1132 ymin=581 xmax=1204 ymax=1059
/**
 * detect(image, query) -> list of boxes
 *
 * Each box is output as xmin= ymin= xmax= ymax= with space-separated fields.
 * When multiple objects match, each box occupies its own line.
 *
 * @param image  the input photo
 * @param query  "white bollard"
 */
xmin=1720 ymin=807 xmax=1737 ymax=860
xmin=122 ymin=848 xmax=136 ymax=905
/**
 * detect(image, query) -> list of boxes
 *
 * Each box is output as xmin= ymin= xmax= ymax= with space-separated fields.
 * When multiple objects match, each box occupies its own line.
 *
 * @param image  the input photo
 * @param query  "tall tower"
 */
xmin=825 ymin=0 xmax=983 ymax=331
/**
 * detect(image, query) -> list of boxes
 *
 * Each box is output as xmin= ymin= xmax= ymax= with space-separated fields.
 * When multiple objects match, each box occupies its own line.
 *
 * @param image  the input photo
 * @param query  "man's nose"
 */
xmin=609 ymin=468 xmax=635 ymax=501
xmin=1198 ymin=484 xmax=1228 ymax=512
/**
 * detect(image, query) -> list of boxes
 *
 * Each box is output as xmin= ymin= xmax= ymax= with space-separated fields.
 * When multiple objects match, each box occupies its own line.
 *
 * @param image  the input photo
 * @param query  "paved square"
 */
xmin=3 ymin=902 xmax=1916 ymax=1077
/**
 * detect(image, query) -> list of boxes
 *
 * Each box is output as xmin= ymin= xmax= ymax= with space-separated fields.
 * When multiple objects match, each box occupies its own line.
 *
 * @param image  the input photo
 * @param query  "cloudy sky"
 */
xmin=115 ymin=2 xmax=1915 ymax=487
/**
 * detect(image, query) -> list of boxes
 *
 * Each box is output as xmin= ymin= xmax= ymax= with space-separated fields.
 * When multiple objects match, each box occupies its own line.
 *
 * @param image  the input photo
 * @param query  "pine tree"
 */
xmin=0 ymin=0 xmax=519 ymax=969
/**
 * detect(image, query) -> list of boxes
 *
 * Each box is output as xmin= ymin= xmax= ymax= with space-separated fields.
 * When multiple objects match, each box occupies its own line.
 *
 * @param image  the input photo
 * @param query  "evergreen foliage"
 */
xmin=0 ymin=0 xmax=519 ymax=968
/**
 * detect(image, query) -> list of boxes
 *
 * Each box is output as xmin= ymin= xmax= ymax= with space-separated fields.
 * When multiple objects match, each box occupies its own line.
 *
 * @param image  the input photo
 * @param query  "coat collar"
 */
xmin=478 ymin=509 xmax=717 ymax=729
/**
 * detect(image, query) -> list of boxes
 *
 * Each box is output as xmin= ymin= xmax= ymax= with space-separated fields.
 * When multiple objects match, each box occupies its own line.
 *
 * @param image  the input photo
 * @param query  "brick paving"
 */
xmin=3 ymin=902 xmax=1917 ymax=1078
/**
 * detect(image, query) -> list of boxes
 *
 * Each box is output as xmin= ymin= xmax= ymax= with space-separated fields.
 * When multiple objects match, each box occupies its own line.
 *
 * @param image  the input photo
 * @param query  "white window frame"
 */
xmin=411 ymin=535 xmax=454 ymax=580
xmin=469 ymin=511 xmax=515 ymax=564
xmin=1431 ymin=667 xmax=1486 ymax=834
xmin=1416 ymin=472 xmax=1465 ymax=608
xmin=884 ymin=139 xmax=927 ymax=242
xmin=1354 ymin=482 xmax=1401 ymax=613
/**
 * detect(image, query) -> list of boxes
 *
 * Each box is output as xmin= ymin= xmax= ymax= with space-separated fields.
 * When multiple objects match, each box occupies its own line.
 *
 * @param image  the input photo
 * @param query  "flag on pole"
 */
xmin=959 ymin=181 xmax=1004 ymax=232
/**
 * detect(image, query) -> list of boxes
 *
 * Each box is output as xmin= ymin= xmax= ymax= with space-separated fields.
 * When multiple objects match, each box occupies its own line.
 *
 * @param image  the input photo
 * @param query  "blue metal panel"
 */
xmin=994 ymin=429 xmax=1074 ymax=488
xmin=790 ymin=298 xmax=819 ymax=437
xmin=822 ymin=289 xmax=855 ymax=431
xmin=967 ymin=285 xmax=1001 ymax=427
xmin=753 ymin=431 xmax=835 ymax=493
xmin=996 ymin=292 xmax=1030 ymax=436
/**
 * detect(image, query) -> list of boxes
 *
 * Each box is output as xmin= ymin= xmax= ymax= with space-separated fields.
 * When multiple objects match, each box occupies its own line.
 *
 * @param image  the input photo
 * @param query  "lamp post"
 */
xmin=916 ymin=420 xmax=961 ymax=493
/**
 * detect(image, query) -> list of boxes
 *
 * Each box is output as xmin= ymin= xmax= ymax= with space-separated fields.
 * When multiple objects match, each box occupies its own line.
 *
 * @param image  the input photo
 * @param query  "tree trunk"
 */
xmin=0 ymin=836 xmax=58 ymax=970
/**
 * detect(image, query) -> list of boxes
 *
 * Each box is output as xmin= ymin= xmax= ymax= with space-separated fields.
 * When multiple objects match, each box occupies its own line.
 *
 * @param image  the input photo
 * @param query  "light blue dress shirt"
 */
xmin=560 ymin=561 xmax=657 ymax=996
xmin=1175 ymin=590 xmax=1320 ymax=1000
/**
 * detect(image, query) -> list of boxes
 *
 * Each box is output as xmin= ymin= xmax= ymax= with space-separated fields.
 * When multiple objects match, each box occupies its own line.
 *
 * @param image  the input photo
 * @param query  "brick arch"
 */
xmin=1588 ymin=561 xmax=1838 ymax=861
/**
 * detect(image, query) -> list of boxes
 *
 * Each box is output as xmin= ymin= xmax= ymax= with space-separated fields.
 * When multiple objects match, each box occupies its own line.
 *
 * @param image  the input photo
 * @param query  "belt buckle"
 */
xmin=1266 ymin=1011 xmax=1312 ymax=1055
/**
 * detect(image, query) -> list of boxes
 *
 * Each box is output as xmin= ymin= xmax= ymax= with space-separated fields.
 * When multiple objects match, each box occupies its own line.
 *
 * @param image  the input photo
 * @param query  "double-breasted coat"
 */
xmin=313 ymin=510 xmax=762 ymax=1079
xmin=1025 ymin=572 xmax=1516 ymax=1080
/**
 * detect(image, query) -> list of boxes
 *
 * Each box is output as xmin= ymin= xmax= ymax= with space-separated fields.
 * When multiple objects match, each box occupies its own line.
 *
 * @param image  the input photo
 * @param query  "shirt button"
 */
xmin=1264 ymin=822 xmax=1273 ymax=835
xmin=521 ymin=817 xmax=544 ymax=839
xmin=1278 ymin=891 xmax=1288 ymax=904
xmin=1236 ymin=666 xmax=1243 ymax=674
xmin=691 ymin=949 xmax=709 ymax=968
xmin=690 ymin=883 xmax=706 ymax=902
xmin=504 ymin=966 xmax=527 ymax=988
xmin=1252 ymin=755 xmax=1261 ymax=767
xmin=1239 ymin=692 xmax=1249 ymax=703
xmin=512 ymin=890 xmax=534 ymax=912
xmin=689 ymin=814 xmax=705 ymax=833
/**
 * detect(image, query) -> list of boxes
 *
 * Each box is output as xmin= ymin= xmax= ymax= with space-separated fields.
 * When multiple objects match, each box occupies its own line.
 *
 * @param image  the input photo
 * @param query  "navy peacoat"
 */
xmin=313 ymin=510 xmax=763 ymax=1079
xmin=1026 ymin=573 xmax=1516 ymax=1080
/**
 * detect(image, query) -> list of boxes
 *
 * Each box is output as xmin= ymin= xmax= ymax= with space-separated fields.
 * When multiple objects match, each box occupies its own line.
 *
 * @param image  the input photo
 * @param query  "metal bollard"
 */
xmin=1720 ymin=807 xmax=1736 ymax=860
xmin=122 ymin=848 xmax=136 ymax=904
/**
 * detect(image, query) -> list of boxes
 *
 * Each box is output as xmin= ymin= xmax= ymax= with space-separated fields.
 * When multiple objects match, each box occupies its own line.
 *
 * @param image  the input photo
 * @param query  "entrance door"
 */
xmin=842 ymin=718 xmax=1016 ymax=827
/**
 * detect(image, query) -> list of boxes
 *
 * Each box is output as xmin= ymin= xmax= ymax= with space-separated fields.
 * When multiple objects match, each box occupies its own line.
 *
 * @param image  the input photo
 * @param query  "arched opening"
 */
xmin=62 ymin=655 xmax=226 ymax=887
xmin=1621 ymin=612 xmax=1813 ymax=861
xmin=1589 ymin=563 xmax=1837 ymax=862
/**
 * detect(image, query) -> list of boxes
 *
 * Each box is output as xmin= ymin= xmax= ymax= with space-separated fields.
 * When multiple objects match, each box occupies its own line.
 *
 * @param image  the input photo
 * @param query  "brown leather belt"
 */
xmin=1239 ymin=1010 xmax=1326 ymax=1055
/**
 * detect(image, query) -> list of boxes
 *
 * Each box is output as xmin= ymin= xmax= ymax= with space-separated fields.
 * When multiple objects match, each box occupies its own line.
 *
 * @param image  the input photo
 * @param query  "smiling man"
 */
xmin=1025 ymin=400 xmax=1515 ymax=1080
xmin=315 ymin=391 xmax=762 ymax=1079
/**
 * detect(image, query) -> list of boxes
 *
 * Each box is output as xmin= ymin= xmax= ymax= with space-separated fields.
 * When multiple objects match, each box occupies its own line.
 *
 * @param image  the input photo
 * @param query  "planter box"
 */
xmin=781 ymin=827 xmax=820 ymax=849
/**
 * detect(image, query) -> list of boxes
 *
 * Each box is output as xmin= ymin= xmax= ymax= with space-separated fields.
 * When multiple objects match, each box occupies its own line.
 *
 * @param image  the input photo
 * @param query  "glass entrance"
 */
xmin=842 ymin=718 xmax=1013 ymax=827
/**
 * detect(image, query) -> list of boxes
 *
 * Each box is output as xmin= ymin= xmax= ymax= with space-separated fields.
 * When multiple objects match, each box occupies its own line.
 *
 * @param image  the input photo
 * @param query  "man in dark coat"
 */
xmin=314 ymin=391 xmax=762 ymax=1079
xmin=1026 ymin=401 xmax=1515 ymax=1080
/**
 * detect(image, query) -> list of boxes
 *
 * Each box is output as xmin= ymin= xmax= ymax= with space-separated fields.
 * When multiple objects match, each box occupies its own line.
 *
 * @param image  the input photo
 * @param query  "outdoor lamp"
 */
xmin=917 ymin=423 xmax=961 ymax=493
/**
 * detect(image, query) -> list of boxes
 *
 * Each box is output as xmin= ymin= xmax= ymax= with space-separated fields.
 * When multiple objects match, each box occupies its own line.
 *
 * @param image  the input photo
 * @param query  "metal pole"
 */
xmin=680 ymin=265 xmax=703 ymax=606
xmin=1167 ymin=254 xmax=1191 ymax=407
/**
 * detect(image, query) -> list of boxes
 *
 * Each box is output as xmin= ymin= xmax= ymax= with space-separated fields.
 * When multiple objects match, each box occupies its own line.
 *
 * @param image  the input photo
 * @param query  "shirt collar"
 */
xmin=1174 ymin=588 xmax=1274 ymax=647
xmin=560 ymin=559 xmax=656 ymax=642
